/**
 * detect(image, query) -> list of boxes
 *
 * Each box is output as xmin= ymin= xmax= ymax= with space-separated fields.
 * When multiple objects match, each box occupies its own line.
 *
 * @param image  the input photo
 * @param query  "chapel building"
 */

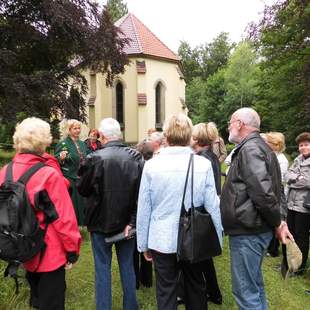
xmin=84 ymin=13 xmax=186 ymax=143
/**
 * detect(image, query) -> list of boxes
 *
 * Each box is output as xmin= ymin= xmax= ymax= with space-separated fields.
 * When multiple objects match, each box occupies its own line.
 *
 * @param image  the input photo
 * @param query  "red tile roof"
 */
xmin=115 ymin=13 xmax=178 ymax=62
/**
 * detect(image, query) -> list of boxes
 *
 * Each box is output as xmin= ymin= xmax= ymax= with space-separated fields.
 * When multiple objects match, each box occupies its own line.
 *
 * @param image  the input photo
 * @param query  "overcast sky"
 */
xmin=101 ymin=0 xmax=276 ymax=52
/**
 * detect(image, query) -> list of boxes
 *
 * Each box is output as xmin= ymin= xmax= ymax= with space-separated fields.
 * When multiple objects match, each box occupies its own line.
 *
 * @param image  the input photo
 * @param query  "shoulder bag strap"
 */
xmin=18 ymin=162 xmax=46 ymax=184
xmin=5 ymin=162 xmax=14 ymax=182
xmin=181 ymin=154 xmax=193 ymax=215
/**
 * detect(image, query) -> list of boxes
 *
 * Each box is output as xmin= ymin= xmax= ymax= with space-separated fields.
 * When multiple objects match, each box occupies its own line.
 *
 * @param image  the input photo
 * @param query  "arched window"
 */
xmin=116 ymin=82 xmax=124 ymax=126
xmin=155 ymin=82 xmax=165 ymax=128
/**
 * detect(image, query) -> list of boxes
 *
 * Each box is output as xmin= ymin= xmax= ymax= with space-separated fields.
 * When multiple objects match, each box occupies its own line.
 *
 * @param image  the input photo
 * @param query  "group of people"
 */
xmin=0 ymin=106 xmax=309 ymax=310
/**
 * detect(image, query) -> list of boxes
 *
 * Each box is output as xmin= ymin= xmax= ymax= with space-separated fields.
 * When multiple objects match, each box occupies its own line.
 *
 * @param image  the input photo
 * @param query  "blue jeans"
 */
xmin=229 ymin=232 xmax=273 ymax=310
xmin=91 ymin=233 xmax=138 ymax=310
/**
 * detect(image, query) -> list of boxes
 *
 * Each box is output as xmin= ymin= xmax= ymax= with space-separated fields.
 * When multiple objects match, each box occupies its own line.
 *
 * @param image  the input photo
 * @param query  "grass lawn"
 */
xmin=0 ymin=235 xmax=309 ymax=310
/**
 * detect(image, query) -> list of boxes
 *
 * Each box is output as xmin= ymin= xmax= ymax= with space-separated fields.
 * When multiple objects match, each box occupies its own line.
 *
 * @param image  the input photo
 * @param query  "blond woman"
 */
xmin=55 ymin=119 xmax=87 ymax=225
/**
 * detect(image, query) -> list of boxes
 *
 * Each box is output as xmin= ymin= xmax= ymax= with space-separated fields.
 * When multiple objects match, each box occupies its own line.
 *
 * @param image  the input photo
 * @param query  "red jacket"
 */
xmin=0 ymin=153 xmax=81 ymax=272
xmin=42 ymin=152 xmax=70 ymax=188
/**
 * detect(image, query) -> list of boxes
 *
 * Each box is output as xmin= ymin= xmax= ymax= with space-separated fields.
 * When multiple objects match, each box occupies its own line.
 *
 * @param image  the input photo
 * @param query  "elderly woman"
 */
xmin=0 ymin=117 xmax=81 ymax=310
xmin=284 ymin=132 xmax=310 ymax=274
xmin=55 ymin=119 xmax=87 ymax=225
xmin=264 ymin=132 xmax=289 ymax=182
xmin=207 ymin=122 xmax=227 ymax=163
xmin=84 ymin=128 xmax=102 ymax=155
xmin=137 ymin=114 xmax=222 ymax=310
xmin=262 ymin=132 xmax=289 ymax=257
xmin=189 ymin=122 xmax=222 ymax=305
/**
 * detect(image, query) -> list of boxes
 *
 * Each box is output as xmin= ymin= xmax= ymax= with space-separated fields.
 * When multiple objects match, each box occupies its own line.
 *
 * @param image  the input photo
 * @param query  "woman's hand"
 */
xmin=143 ymin=250 xmax=153 ymax=262
xmin=65 ymin=262 xmax=73 ymax=270
xmin=59 ymin=150 xmax=68 ymax=161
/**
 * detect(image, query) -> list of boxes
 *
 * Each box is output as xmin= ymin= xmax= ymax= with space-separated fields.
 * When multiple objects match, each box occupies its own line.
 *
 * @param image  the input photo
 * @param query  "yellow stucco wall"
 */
xmin=84 ymin=56 xmax=186 ymax=143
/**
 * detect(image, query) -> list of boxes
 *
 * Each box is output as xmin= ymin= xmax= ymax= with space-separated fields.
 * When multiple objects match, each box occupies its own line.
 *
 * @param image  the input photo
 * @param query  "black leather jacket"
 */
xmin=77 ymin=140 xmax=144 ymax=234
xmin=220 ymin=132 xmax=281 ymax=235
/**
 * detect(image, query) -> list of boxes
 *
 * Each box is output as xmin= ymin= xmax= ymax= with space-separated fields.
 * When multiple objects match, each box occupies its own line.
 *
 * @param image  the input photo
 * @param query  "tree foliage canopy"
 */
xmin=179 ymin=1 xmax=309 ymax=148
xmin=249 ymin=0 xmax=310 ymax=144
xmin=106 ymin=0 xmax=128 ymax=22
xmin=0 ymin=0 xmax=129 ymax=125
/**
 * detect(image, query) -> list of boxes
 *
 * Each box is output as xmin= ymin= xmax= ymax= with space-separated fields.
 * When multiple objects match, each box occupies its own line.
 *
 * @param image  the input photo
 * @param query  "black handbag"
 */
xmin=177 ymin=154 xmax=222 ymax=263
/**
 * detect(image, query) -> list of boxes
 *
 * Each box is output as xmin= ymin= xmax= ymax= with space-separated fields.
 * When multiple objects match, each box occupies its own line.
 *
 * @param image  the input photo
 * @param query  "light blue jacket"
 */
xmin=137 ymin=146 xmax=222 ymax=254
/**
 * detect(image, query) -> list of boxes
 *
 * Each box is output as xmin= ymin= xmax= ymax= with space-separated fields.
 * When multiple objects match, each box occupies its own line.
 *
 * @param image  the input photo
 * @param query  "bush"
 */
xmin=0 ymin=150 xmax=15 ymax=168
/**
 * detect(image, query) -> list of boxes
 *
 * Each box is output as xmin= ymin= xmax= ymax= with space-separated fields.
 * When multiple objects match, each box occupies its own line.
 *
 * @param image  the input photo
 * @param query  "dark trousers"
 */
xmin=133 ymin=248 xmax=153 ymax=288
xmin=178 ymin=259 xmax=221 ymax=300
xmin=151 ymin=251 xmax=207 ymax=310
xmin=203 ymin=259 xmax=222 ymax=299
xmin=26 ymin=266 xmax=65 ymax=310
xmin=268 ymin=234 xmax=280 ymax=257
xmin=283 ymin=209 xmax=310 ymax=272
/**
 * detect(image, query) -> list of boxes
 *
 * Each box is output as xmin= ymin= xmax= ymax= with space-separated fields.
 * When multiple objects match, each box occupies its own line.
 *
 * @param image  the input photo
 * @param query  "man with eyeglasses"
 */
xmin=220 ymin=107 xmax=293 ymax=310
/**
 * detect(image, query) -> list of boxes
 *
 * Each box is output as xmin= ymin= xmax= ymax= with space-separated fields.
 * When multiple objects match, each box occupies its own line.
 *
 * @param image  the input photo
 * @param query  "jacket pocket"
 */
xmin=235 ymin=198 xmax=262 ymax=229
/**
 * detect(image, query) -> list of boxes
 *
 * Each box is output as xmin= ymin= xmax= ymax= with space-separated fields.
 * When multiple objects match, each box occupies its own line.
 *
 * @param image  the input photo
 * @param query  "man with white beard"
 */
xmin=220 ymin=107 xmax=293 ymax=310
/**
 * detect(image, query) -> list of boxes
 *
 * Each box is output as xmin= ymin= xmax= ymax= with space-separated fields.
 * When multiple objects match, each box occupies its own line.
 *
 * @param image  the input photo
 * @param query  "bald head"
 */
xmin=228 ymin=107 xmax=261 ymax=144
xmin=233 ymin=107 xmax=261 ymax=130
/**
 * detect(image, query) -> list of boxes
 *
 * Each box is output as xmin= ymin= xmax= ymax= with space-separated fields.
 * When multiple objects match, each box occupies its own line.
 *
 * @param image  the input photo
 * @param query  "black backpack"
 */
xmin=0 ymin=161 xmax=48 ymax=292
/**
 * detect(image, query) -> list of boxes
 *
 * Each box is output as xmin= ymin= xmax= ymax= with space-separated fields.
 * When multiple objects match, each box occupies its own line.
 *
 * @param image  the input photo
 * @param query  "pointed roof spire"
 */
xmin=115 ymin=13 xmax=178 ymax=62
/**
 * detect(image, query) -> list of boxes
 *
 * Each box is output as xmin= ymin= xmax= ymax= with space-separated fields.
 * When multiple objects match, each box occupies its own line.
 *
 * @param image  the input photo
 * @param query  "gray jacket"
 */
xmin=286 ymin=155 xmax=310 ymax=214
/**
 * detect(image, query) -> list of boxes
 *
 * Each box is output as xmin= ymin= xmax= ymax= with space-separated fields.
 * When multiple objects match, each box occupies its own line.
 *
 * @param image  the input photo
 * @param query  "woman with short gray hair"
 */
xmin=0 ymin=117 xmax=81 ymax=310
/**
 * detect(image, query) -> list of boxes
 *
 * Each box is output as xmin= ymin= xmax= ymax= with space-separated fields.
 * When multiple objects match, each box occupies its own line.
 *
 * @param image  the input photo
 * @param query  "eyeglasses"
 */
xmin=227 ymin=119 xmax=241 ymax=127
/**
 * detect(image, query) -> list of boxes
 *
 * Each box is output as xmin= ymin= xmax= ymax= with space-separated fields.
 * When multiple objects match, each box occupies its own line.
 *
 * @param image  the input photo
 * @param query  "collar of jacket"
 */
xmin=295 ymin=154 xmax=310 ymax=166
xmin=101 ymin=140 xmax=126 ymax=149
xmin=197 ymin=148 xmax=212 ymax=157
xmin=13 ymin=152 xmax=47 ymax=165
xmin=160 ymin=146 xmax=193 ymax=155
xmin=231 ymin=131 xmax=260 ymax=159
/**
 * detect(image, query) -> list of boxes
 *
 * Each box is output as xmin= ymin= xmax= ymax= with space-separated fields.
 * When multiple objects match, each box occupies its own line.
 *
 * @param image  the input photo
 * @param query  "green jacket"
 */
xmin=55 ymin=137 xmax=87 ymax=180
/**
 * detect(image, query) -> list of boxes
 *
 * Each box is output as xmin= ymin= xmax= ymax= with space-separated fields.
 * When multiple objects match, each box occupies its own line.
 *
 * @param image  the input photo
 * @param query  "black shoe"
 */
xmin=207 ymin=294 xmax=223 ymax=305
xmin=305 ymin=290 xmax=310 ymax=295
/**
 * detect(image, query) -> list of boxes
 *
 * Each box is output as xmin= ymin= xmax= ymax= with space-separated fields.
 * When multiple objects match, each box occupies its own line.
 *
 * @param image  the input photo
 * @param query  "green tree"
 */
xmin=249 ymin=0 xmax=310 ymax=146
xmin=179 ymin=33 xmax=234 ymax=122
xmin=198 ymin=69 xmax=227 ymax=135
xmin=224 ymin=41 xmax=259 ymax=112
xmin=178 ymin=41 xmax=202 ymax=84
xmin=0 ymin=0 xmax=129 ymax=128
xmin=201 ymin=32 xmax=235 ymax=79
xmin=178 ymin=33 xmax=234 ymax=83
xmin=106 ymin=0 xmax=128 ymax=22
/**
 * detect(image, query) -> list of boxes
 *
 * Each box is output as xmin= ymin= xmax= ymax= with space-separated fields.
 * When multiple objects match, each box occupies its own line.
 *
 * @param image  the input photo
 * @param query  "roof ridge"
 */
xmin=131 ymin=14 xmax=177 ymax=59
xmin=114 ymin=13 xmax=129 ymax=27
xmin=128 ymin=13 xmax=143 ymax=54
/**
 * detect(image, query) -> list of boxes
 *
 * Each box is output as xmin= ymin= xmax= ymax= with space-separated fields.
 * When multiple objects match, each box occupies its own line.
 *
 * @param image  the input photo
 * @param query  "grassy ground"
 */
xmin=0 ymin=235 xmax=309 ymax=310
xmin=0 ymin=151 xmax=308 ymax=309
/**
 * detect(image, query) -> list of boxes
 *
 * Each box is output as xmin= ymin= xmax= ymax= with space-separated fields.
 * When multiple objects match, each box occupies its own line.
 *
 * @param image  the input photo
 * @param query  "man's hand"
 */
xmin=143 ymin=250 xmax=152 ymax=262
xmin=124 ymin=225 xmax=133 ymax=238
xmin=275 ymin=221 xmax=294 ymax=244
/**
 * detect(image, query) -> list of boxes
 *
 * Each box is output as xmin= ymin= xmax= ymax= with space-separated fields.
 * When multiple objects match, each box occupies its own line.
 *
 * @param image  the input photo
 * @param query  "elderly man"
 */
xmin=149 ymin=131 xmax=164 ymax=156
xmin=220 ymin=107 xmax=292 ymax=310
xmin=78 ymin=118 xmax=144 ymax=310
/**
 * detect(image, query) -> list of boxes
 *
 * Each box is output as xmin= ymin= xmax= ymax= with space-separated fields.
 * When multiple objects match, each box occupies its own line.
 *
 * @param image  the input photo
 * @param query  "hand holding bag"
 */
xmin=177 ymin=154 xmax=221 ymax=263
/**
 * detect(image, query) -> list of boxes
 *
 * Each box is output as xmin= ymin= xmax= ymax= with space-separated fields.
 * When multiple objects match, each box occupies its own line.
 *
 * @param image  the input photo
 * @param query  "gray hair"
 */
xmin=150 ymin=131 xmax=164 ymax=144
xmin=98 ymin=118 xmax=122 ymax=139
xmin=13 ymin=117 xmax=52 ymax=154
xmin=234 ymin=107 xmax=261 ymax=130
